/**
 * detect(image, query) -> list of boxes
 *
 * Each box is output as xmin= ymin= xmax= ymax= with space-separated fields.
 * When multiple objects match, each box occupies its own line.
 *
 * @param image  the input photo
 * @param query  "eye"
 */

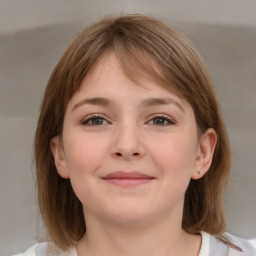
xmin=148 ymin=115 xmax=175 ymax=126
xmin=81 ymin=115 xmax=109 ymax=126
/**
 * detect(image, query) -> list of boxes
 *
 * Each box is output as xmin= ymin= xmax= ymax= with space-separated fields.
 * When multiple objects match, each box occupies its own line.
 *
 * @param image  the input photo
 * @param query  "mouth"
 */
xmin=101 ymin=171 xmax=155 ymax=187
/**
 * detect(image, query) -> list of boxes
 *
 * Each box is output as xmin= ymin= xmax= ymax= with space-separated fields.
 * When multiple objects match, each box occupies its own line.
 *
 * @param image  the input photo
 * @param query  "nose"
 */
xmin=110 ymin=123 xmax=145 ymax=161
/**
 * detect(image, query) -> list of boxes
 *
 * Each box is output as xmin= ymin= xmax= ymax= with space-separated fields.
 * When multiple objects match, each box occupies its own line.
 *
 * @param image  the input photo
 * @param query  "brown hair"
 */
xmin=34 ymin=14 xmax=231 ymax=250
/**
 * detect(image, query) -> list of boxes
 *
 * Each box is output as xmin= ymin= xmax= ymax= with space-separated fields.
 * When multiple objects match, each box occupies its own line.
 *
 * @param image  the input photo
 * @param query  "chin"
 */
xmin=104 ymin=206 xmax=156 ymax=227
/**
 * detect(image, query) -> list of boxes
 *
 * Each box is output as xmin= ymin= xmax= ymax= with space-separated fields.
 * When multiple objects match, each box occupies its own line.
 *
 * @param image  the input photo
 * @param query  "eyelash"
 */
xmin=81 ymin=114 xmax=109 ymax=126
xmin=147 ymin=114 xmax=175 ymax=126
xmin=81 ymin=114 xmax=175 ymax=127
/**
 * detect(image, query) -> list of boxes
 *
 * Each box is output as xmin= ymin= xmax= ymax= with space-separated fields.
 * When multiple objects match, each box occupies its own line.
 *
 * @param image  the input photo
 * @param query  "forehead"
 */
xmin=67 ymin=51 xmax=192 ymax=114
xmin=75 ymin=50 xmax=180 ymax=97
xmin=73 ymin=51 xmax=172 ymax=98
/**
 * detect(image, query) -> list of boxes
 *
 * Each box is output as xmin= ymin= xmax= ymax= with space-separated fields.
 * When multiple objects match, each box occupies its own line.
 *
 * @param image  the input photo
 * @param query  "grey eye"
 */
xmin=82 ymin=116 xmax=107 ymax=126
xmin=149 ymin=116 xmax=174 ymax=126
xmin=90 ymin=117 xmax=105 ymax=125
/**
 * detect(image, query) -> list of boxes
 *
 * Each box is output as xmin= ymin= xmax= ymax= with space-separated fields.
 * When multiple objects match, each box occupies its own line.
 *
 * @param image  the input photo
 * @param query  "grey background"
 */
xmin=0 ymin=0 xmax=255 ymax=255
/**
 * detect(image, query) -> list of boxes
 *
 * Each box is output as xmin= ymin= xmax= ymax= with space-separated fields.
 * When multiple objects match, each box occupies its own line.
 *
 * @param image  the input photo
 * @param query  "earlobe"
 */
xmin=192 ymin=128 xmax=217 ymax=180
xmin=50 ymin=136 xmax=70 ymax=179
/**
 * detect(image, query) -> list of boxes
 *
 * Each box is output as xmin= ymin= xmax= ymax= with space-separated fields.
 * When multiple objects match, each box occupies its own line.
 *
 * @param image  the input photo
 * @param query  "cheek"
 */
xmin=145 ymin=133 xmax=198 ymax=212
xmin=64 ymin=134 xmax=107 ymax=176
xmin=149 ymin=133 xmax=198 ymax=177
xmin=63 ymin=135 xmax=107 ymax=205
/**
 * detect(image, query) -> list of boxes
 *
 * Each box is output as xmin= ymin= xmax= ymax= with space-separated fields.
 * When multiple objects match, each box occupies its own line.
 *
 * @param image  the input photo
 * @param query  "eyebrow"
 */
xmin=72 ymin=97 xmax=184 ymax=112
xmin=141 ymin=97 xmax=184 ymax=112
xmin=72 ymin=97 xmax=113 ymax=111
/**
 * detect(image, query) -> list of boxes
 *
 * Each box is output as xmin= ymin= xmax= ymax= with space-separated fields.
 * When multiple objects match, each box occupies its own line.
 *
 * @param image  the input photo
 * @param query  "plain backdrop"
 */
xmin=0 ymin=1 xmax=255 ymax=255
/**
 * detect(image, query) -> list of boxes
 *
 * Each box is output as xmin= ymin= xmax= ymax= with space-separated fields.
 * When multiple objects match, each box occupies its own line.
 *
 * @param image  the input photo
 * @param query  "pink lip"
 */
xmin=102 ymin=171 xmax=155 ymax=187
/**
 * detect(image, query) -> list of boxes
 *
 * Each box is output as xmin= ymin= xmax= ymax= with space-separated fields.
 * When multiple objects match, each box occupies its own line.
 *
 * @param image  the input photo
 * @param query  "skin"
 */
xmin=51 ymin=51 xmax=217 ymax=256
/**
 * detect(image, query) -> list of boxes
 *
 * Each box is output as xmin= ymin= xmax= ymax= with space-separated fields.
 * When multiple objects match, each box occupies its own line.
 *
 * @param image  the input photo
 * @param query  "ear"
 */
xmin=192 ymin=128 xmax=217 ymax=180
xmin=50 ymin=136 xmax=70 ymax=179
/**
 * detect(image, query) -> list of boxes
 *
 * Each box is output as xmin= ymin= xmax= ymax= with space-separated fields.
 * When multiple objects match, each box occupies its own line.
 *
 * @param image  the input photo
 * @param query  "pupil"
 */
xmin=92 ymin=118 xmax=103 ymax=125
xmin=154 ymin=118 xmax=164 ymax=125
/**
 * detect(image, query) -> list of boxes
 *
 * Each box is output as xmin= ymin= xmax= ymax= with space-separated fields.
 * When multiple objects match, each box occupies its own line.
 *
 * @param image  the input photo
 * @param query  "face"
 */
xmin=51 ymin=51 xmax=216 ymax=228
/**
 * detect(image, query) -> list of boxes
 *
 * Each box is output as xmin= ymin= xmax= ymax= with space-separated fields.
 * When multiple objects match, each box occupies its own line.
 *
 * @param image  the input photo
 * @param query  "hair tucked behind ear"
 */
xmin=34 ymin=14 xmax=231 ymax=250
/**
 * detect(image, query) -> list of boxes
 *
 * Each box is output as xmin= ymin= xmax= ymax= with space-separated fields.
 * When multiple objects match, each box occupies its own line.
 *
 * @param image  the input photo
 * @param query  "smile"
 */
xmin=101 ymin=171 xmax=155 ymax=187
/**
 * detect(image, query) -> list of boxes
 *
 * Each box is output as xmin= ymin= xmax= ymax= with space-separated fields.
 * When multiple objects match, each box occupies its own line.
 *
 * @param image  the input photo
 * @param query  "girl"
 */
xmin=17 ymin=14 xmax=255 ymax=256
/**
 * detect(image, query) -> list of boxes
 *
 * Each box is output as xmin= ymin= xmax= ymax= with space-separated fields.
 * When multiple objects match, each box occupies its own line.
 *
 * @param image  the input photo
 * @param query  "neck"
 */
xmin=76 ymin=212 xmax=201 ymax=256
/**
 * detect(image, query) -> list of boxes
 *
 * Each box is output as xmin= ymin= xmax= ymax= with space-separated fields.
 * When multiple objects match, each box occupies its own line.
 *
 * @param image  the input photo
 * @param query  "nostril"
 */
xmin=114 ymin=152 xmax=140 ymax=157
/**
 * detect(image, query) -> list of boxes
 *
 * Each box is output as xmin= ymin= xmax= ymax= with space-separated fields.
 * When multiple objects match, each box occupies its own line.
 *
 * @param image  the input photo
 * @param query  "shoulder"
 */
xmin=209 ymin=233 xmax=256 ymax=256
xmin=12 ymin=243 xmax=39 ymax=256
xmin=12 ymin=242 xmax=77 ymax=256
xmin=225 ymin=233 xmax=256 ymax=256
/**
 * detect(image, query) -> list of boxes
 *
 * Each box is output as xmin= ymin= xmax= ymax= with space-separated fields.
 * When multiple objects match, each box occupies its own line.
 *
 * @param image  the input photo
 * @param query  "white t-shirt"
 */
xmin=13 ymin=232 xmax=210 ymax=256
xmin=13 ymin=232 xmax=256 ymax=256
xmin=13 ymin=243 xmax=77 ymax=256
xmin=199 ymin=232 xmax=211 ymax=256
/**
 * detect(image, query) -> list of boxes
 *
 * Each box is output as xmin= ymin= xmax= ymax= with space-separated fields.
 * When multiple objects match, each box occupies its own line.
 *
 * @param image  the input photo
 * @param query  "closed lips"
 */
xmin=101 ymin=171 xmax=155 ymax=186
xmin=102 ymin=171 xmax=155 ymax=180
